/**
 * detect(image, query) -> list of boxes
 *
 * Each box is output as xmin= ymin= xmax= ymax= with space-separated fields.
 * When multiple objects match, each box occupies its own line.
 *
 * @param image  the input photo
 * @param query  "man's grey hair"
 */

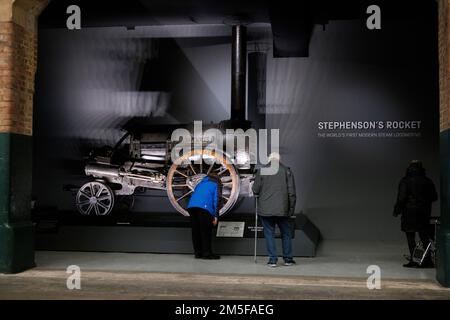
xmin=268 ymin=152 xmax=281 ymax=162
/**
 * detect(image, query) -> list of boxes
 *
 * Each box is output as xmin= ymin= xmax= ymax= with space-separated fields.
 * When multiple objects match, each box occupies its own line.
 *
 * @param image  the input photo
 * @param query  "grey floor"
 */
xmin=35 ymin=240 xmax=436 ymax=280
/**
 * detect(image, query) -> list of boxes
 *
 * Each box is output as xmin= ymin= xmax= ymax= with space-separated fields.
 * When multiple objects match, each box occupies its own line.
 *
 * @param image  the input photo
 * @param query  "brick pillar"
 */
xmin=0 ymin=0 xmax=48 ymax=273
xmin=438 ymin=0 xmax=450 ymax=287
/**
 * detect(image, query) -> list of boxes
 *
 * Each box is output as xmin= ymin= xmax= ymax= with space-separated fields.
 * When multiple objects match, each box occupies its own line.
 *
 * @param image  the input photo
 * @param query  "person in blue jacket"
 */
xmin=187 ymin=174 xmax=221 ymax=260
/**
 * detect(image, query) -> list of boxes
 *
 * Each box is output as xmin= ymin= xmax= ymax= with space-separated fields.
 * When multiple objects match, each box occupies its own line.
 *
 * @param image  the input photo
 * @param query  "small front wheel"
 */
xmin=76 ymin=181 xmax=115 ymax=216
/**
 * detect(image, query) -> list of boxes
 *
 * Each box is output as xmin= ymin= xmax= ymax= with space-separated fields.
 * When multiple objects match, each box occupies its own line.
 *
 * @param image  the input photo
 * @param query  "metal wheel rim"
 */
xmin=76 ymin=181 xmax=115 ymax=216
xmin=166 ymin=149 xmax=240 ymax=217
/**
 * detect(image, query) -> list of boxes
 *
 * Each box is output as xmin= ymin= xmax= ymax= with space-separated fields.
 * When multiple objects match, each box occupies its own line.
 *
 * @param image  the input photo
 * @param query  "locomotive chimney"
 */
xmin=230 ymin=25 xmax=247 ymax=121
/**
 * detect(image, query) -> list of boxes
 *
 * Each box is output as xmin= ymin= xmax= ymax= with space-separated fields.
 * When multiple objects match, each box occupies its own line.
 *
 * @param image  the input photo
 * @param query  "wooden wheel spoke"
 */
xmin=206 ymin=161 xmax=215 ymax=175
xmin=97 ymin=195 xmax=111 ymax=201
xmin=97 ymin=202 xmax=108 ymax=210
xmin=78 ymin=200 xmax=91 ymax=206
xmin=175 ymin=170 xmax=188 ymax=178
xmin=188 ymin=163 xmax=197 ymax=175
xmin=176 ymin=190 xmax=193 ymax=202
xmin=96 ymin=186 xmax=105 ymax=197
xmin=89 ymin=183 xmax=95 ymax=196
xmin=218 ymin=167 xmax=228 ymax=175
xmin=172 ymin=184 xmax=188 ymax=188
xmin=85 ymin=203 xmax=94 ymax=215
xmin=79 ymin=190 xmax=91 ymax=199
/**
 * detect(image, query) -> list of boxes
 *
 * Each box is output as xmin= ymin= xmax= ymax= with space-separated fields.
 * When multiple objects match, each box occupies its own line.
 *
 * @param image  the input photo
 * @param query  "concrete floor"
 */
xmin=34 ymin=240 xmax=435 ymax=279
xmin=1 ymin=240 xmax=449 ymax=299
xmin=2 ymin=270 xmax=450 ymax=300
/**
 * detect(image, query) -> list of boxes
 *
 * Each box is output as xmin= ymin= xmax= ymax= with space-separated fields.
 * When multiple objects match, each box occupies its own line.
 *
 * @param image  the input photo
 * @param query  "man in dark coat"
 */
xmin=252 ymin=152 xmax=297 ymax=267
xmin=394 ymin=160 xmax=438 ymax=268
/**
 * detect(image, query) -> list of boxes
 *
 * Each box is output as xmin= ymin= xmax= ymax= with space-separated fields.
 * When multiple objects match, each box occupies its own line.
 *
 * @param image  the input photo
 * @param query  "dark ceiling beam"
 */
xmin=269 ymin=0 xmax=314 ymax=57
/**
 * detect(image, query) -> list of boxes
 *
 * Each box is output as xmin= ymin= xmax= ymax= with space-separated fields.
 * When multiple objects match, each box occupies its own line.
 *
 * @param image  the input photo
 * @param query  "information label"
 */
xmin=216 ymin=221 xmax=245 ymax=238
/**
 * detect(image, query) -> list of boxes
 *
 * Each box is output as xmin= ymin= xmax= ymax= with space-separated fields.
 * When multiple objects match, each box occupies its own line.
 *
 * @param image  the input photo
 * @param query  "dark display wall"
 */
xmin=33 ymin=9 xmax=439 ymax=241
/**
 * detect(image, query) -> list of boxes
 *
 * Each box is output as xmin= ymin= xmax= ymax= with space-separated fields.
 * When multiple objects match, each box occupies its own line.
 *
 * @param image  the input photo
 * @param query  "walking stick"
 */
xmin=254 ymin=195 xmax=258 ymax=264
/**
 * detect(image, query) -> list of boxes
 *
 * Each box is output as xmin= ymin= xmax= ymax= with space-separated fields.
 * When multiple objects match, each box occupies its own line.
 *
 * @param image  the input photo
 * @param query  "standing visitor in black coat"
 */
xmin=393 ymin=160 xmax=438 ymax=268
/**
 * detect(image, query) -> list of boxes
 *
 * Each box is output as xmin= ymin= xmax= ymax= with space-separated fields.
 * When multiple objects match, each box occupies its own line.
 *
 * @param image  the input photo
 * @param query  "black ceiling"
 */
xmin=39 ymin=0 xmax=436 ymax=57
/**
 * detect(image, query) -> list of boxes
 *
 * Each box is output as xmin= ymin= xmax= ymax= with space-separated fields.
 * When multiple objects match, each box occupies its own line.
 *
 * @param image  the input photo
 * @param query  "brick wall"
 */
xmin=0 ymin=21 xmax=37 ymax=136
xmin=440 ymin=0 xmax=450 ymax=132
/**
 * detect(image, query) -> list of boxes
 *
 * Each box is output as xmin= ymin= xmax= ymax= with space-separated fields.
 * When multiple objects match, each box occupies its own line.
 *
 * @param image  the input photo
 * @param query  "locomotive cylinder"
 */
xmin=85 ymin=164 xmax=120 ymax=179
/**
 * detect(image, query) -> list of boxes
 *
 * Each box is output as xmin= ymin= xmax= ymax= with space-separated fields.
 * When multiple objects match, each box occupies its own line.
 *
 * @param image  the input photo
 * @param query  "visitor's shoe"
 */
xmin=202 ymin=254 xmax=221 ymax=260
xmin=284 ymin=259 xmax=296 ymax=266
xmin=418 ymin=260 xmax=435 ymax=269
xmin=403 ymin=261 xmax=419 ymax=268
xmin=194 ymin=254 xmax=202 ymax=259
xmin=267 ymin=260 xmax=277 ymax=268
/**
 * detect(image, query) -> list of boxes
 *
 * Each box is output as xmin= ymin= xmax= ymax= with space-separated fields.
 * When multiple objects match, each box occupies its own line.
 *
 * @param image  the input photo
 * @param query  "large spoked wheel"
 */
xmin=166 ymin=149 xmax=240 ymax=217
xmin=76 ymin=181 xmax=115 ymax=216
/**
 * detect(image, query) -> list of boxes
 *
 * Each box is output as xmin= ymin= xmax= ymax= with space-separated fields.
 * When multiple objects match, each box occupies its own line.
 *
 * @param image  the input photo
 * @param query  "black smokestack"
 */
xmin=230 ymin=25 xmax=247 ymax=121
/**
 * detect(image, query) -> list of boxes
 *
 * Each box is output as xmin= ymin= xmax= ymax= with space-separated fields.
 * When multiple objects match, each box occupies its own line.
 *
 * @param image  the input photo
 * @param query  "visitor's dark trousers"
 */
xmin=188 ymin=207 xmax=214 ymax=257
xmin=405 ymin=231 xmax=431 ymax=256
xmin=259 ymin=216 xmax=293 ymax=262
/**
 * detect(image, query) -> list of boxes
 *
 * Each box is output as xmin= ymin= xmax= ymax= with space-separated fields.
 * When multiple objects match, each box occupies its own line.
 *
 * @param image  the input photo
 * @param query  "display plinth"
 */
xmin=35 ymin=212 xmax=320 ymax=257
